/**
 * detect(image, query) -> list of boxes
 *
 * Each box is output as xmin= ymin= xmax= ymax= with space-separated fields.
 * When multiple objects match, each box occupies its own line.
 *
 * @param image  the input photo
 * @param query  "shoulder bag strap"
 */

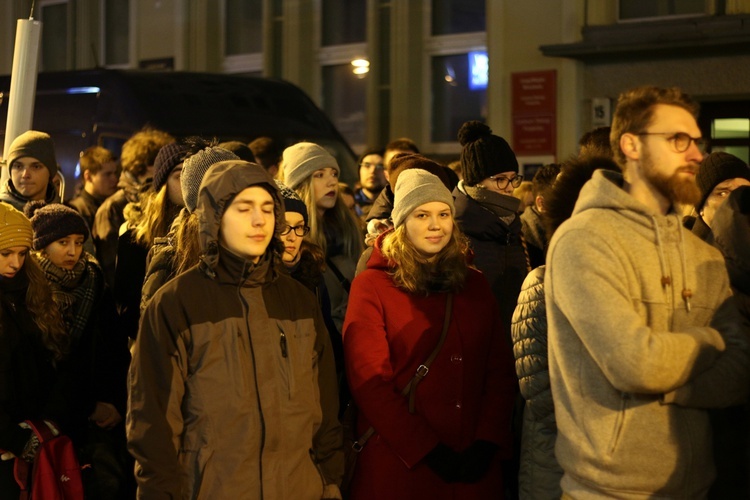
xmin=352 ymin=293 xmax=454 ymax=451
xmin=326 ymin=258 xmax=352 ymax=293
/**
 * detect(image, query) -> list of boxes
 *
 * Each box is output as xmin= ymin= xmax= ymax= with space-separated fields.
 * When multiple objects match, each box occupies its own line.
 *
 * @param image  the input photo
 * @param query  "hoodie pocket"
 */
xmin=607 ymin=392 xmax=630 ymax=455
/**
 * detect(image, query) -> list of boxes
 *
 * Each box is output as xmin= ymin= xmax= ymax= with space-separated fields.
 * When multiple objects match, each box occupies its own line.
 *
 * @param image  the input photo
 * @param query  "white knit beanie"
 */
xmin=391 ymin=169 xmax=455 ymax=227
xmin=282 ymin=142 xmax=339 ymax=189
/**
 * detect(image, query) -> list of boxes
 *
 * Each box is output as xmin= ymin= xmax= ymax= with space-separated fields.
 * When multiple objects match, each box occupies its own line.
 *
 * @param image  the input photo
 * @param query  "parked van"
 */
xmin=0 ymin=69 xmax=357 ymax=200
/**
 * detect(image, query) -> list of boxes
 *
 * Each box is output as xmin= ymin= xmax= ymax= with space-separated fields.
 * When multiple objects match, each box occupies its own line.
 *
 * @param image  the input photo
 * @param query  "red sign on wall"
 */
xmin=511 ymin=70 xmax=557 ymax=156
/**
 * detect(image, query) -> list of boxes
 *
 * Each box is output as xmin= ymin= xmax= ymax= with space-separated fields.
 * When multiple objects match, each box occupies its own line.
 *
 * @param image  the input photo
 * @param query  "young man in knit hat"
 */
xmin=128 ymin=160 xmax=343 ymax=499
xmin=546 ymin=85 xmax=750 ymax=498
xmin=68 ymin=146 xmax=120 ymax=231
xmin=689 ymin=151 xmax=750 ymax=240
xmin=0 ymin=130 xmax=62 ymax=210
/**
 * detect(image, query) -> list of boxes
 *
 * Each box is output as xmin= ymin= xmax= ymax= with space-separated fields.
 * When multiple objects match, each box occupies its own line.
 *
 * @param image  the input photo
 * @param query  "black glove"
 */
xmin=460 ymin=440 xmax=499 ymax=483
xmin=424 ymin=442 xmax=463 ymax=483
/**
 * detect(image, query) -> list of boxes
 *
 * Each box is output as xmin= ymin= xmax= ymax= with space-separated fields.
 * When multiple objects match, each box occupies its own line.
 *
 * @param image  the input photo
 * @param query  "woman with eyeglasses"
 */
xmin=276 ymin=181 xmax=347 ymax=412
xmin=280 ymin=142 xmax=364 ymax=334
xmin=453 ymin=121 xmax=530 ymax=339
xmin=453 ymin=121 xmax=529 ymax=496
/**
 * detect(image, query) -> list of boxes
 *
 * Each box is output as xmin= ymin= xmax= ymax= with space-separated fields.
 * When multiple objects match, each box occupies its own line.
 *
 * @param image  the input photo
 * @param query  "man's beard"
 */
xmin=642 ymin=149 xmax=701 ymax=207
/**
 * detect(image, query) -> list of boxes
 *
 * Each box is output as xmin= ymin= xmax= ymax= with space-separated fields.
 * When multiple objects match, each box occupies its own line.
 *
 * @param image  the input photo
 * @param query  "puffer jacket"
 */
xmin=546 ymin=169 xmax=750 ymax=498
xmin=510 ymin=266 xmax=562 ymax=500
xmin=127 ymin=161 xmax=343 ymax=500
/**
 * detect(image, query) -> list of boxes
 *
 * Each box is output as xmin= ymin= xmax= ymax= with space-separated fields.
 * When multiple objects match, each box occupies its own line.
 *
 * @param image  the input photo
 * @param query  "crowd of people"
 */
xmin=0 ymin=83 xmax=748 ymax=500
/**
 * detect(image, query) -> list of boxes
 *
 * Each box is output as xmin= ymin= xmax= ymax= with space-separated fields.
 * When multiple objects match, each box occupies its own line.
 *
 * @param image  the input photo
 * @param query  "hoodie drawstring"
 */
xmin=651 ymin=215 xmax=692 ymax=312
xmin=677 ymin=219 xmax=693 ymax=312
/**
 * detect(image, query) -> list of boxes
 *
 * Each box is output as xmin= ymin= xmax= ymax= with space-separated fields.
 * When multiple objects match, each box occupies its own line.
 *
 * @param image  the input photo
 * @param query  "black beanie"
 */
xmin=24 ymin=201 xmax=89 ymax=250
xmin=153 ymin=142 xmax=189 ymax=192
xmin=5 ymin=130 xmax=58 ymax=179
xmin=696 ymin=152 xmax=750 ymax=210
xmin=458 ymin=121 xmax=518 ymax=186
xmin=274 ymin=180 xmax=308 ymax=225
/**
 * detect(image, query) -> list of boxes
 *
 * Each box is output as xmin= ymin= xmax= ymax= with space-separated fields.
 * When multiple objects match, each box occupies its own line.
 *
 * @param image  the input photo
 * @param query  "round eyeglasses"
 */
xmin=280 ymin=224 xmax=310 ymax=237
xmin=489 ymin=174 xmax=524 ymax=190
xmin=636 ymin=132 xmax=706 ymax=154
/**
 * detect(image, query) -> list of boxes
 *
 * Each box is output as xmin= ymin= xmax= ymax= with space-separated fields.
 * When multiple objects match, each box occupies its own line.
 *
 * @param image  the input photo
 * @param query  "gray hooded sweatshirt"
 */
xmin=546 ymin=169 xmax=750 ymax=499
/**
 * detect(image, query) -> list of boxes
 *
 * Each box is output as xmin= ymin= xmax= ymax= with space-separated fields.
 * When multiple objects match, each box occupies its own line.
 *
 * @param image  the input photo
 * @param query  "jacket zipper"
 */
xmin=280 ymin=329 xmax=288 ymax=358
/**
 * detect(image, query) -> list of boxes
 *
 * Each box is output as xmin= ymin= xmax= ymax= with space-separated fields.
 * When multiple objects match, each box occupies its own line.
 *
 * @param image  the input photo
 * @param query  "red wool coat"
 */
xmin=343 ymin=242 xmax=517 ymax=499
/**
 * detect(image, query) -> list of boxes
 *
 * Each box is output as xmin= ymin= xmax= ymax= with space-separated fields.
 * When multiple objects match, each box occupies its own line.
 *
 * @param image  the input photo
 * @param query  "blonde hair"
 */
xmin=295 ymin=178 xmax=363 ymax=261
xmin=174 ymin=212 xmax=201 ymax=275
xmin=131 ymin=187 xmax=181 ymax=248
xmin=381 ymin=224 xmax=470 ymax=295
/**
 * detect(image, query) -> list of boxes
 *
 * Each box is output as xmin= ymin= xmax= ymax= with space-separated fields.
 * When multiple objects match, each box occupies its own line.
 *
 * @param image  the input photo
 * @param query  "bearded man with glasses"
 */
xmin=546 ymin=85 xmax=750 ymax=499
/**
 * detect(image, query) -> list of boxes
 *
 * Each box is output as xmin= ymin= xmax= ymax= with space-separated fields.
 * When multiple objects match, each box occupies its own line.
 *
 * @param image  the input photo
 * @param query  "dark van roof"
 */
xmin=0 ymin=69 xmax=357 ymax=199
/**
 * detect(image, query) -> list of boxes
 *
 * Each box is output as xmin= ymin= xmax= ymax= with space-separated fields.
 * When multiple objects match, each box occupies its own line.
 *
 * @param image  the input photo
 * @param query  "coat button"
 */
xmin=454 ymin=400 xmax=462 ymax=409
xmin=450 ymin=354 xmax=463 ymax=364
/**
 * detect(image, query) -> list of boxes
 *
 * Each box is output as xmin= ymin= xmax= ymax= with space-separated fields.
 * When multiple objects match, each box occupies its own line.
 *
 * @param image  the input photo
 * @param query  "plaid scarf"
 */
xmin=36 ymin=251 xmax=99 ymax=343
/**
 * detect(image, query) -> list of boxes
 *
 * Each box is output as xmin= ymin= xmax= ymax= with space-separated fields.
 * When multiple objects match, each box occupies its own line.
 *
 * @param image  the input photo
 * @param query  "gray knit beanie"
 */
xmin=181 ymin=146 xmax=239 ymax=213
xmin=5 ymin=130 xmax=58 ymax=179
xmin=282 ymin=142 xmax=339 ymax=189
xmin=696 ymin=152 xmax=750 ymax=210
xmin=391 ymin=169 xmax=455 ymax=228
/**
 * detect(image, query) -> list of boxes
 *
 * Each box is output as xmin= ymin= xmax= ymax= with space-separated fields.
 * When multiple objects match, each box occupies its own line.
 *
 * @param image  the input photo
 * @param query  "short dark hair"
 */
xmin=385 ymin=138 xmax=419 ymax=155
xmin=249 ymin=136 xmax=283 ymax=170
xmin=358 ymin=147 xmax=385 ymax=166
xmin=610 ymin=86 xmax=699 ymax=168
xmin=578 ymin=127 xmax=612 ymax=160
xmin=79 ymin=146 xmax=117 ymax=176
xmin=531 ymin=163 xmax=562 ymax=199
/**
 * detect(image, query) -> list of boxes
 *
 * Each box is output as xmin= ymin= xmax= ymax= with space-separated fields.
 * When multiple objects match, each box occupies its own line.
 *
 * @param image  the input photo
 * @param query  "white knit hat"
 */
xmin=282 ymin=142 xmax=339 ymax=189
xmin=391 ymin=169 xmax=455 ymax=227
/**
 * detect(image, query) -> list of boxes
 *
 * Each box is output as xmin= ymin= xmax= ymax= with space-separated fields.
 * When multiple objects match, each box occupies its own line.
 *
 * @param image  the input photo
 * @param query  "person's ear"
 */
xmin=82 ymin=169 xmax=93 ymax=184
xmin=535 ymin=195 xmax=545 ymax=212
xmin=620 ymin=133 xmax=641 ymax=161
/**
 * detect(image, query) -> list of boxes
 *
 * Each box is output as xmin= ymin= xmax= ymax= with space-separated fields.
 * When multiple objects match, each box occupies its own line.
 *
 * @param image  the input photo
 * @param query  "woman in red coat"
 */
xmin=343 ymin=168 xmax=517 ymax=499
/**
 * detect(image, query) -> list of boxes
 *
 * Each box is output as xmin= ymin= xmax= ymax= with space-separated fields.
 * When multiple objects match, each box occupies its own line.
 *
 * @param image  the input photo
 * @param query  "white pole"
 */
xmin=2 ymin=18 xmax=42 ymax=181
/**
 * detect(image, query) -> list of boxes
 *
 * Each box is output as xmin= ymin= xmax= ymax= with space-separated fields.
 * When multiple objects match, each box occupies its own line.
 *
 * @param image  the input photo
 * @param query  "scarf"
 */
xmin=36 ymin=251 xmax=99 ymax=343
xmin=461 ymin=181 xmax=520 ymax=226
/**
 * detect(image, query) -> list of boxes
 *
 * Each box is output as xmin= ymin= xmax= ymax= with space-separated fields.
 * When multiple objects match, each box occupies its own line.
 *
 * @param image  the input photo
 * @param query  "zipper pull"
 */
xmin=280 ymin=329 xmax=288 ymax=358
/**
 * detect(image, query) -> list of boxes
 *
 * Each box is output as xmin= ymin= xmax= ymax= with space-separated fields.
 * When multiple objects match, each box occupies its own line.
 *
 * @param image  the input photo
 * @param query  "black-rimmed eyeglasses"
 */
xmin=636 ymin=132 xmax=706 ymax=153
xmin=489 ymin=174 xmax=524 ymax=190
xmin=280 ymin=224 xmax=310 ymax=237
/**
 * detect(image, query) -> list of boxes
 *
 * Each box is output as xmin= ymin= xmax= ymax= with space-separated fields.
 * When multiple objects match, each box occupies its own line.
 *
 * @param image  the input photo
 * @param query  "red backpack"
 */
xmin=13 ymin=420 xmax=84 ymax=500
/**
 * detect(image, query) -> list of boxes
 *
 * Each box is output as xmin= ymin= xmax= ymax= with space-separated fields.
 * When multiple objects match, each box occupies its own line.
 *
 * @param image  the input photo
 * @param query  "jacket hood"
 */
xmin=574 ymin=169 xmax=664 ymax=223
xmin=365 ymin=230 xmax=393 ymax=271
xmin=195 ymin=160 xmax=285 ymax=276
xmin=712 ymin=185 xmax=750 ymax=295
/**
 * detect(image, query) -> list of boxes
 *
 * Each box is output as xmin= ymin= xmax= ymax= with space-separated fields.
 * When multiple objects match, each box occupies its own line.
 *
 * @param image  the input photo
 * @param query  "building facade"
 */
xmin=2 ymin=0 xmax=750 ymax=169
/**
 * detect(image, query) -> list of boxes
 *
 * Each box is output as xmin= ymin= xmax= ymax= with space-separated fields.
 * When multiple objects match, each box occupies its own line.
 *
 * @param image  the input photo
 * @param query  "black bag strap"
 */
xmin=326 ymin=258 xmax=351 ymax=293
xmin=352 ymin=293 xmax=454 ymax=452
